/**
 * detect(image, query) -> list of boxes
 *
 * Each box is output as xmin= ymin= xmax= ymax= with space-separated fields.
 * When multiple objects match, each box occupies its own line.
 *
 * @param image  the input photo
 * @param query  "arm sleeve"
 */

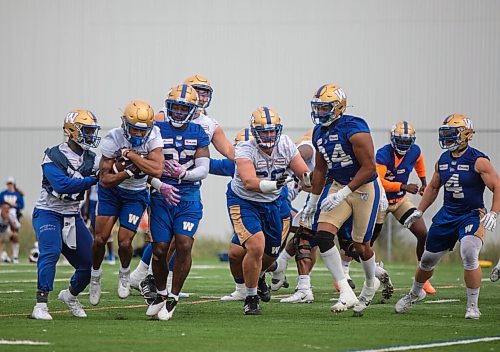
xmin=43 ymin=163 xmax=97 ymax=194
xmin=414 ymin=154 xmax=426 ymax=178
xmin=183 ymin=157 xmax=210 ymax=181
xmin=376 ymin=163 xmax=402 ymax=192
xmin=209 ymin=158 xmax=236 ymax=177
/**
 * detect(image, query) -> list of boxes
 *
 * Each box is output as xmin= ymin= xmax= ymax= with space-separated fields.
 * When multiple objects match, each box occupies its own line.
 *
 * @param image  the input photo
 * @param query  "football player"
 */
xmin=372 ymin=121 xmax=435 ymax=295
xmin=302 ymin=84 xmax=383 ymax=315
xmin=211 ymin=128 xmax=290 ymax=302
xmin=89 ymin=100 xmax=165 ymax=305
xmin=130 ymin=75 xmax=234 ymax=292
xmin=0 ymin=177 xmax=24 ymax=263
xmin=31 ymin=109 xmax=101 ymax=320
xmin=396 ymin=114 xmax=499 ymax=319
xmin=228 ymin=107 xmax=310 ymax=315
xmin=145 ymin=84 xmax=210 ymax=321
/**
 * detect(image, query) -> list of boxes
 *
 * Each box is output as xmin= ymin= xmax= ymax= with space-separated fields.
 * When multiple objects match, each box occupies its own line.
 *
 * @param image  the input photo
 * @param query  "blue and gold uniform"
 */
xmin=313 ymin=114 xmax=380 ymax=243
xmin=426 ymin=147 xmax=488 ymax=252
xmin=150 ymin=121 xmax=210 ymax=243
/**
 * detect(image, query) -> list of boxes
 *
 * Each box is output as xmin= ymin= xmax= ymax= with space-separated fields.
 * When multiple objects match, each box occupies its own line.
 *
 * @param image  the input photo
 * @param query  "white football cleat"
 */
xmin=270 ymin=271 xmax=287 ymax=291
xmin=490 ymin=266 xmax=500 ymax=282
xmin=157 ymin=297 xmax=178 ymax=321
xmin=89 ymin=274 xmax=102 ymax=306
xmin=394 ymin=290 xmax=427 ymax=313
xmin=375 ymin=263 xmax=394 ymax=301
xmin=118 ymin=270 xmax=131 ymax=299
xmin=331 ymin=287 xmax=358 ymax=313
xmin=465 ymin=304 xmax=481 ymax=320
xmin=220 ymin=287 xmax=246 ymax=301
xmin=280 ymin=289 xmax=314 ymax=303
xmin=130 ymin=267 xmax=147 ymax=291
xmin=146 ymin=295 xmax=166 ymax=317
xmin=31 ymin=303 xmax=52 ymax=320
xmin=58 ymin=289 xmax=87 ymax=318
xmin=352 ymin=278 xmax=381 ymax=316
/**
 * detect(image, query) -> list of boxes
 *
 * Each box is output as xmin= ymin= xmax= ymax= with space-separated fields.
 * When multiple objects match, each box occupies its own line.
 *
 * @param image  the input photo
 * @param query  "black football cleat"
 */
xmin=243 ymin=295 xmax=262 ymax=315
xmin=140 ymin=274 xmax=158 ymax=305
xmin=257 ymin=276 xmax=271 ymax=302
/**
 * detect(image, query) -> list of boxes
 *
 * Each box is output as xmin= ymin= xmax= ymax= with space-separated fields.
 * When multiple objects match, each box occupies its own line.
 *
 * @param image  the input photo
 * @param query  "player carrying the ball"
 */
xmin=89 ymin=100 xmax=167 ymax=305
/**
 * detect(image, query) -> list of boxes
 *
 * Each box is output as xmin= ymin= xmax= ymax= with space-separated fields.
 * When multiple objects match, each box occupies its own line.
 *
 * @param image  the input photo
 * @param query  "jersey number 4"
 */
xmin=444 ymin=173 xmax=464 ymax=199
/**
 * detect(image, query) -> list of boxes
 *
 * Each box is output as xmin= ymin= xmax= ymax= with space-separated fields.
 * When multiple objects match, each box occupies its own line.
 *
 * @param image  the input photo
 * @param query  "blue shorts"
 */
xmin=149 ymin=192 xmax=203 ymax=243
xmin=97 ymin=184 xmax=149 ymax=232
xmin=226 ymin=187 xmax=282 ymax=257
xmin=426 ymin=207 xmax=484 ymax=253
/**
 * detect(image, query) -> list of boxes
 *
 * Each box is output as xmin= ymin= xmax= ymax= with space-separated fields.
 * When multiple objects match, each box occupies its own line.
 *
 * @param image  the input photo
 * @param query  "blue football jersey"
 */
xmin=376 ymin=143 xmax=422 ymax=201
xmin=438 ymin=147 xmax=488 ymax=215
xmin=155 ymin=121 xmax=210 ymax=200
xmin=312 ymin=114 xmax=377 ymax=185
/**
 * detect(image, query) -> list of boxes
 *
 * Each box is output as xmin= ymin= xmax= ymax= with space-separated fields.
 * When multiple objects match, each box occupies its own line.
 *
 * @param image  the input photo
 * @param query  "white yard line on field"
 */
xmin=0 ymin=290 xmax=24 ymax=294
xmin=0 ymin=299 xmax=219 ymax=318
xmin=351 ymin=336 xmax=500 ymax=352
xmin=0 ymin=278 xmax=69 ymax=284
xmin=424 ymin=299 xmax=460 ymax=304
xmin=0 ymin=340 xmax=50 ymax=345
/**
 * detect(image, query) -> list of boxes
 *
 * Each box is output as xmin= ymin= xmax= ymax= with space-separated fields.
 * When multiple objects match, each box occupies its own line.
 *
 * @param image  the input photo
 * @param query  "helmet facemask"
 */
xmin=75 ymin=123 xmax=101 ymax=150
xmin=391 ymin=134 xmax=415 ymax=155
xmin=310 ymin=100 xmax=341 ymax=127
xmin=251 ymin=124 xmax=282 ymax=149
xmin=122 ymin=117 xmax=152 ymax=148
xmin=192 ymin=85 xmax=212 ymax=110
xmin=165 ymin=100 xmax=198 ymax=128
xmin=438 ymin=125 xmax=470 ymax=151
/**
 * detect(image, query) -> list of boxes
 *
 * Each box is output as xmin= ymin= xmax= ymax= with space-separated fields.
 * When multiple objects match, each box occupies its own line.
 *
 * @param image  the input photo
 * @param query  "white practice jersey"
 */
xmin=100 ymin=126 xmax=163 ymax=191
xmin=231 ymin=135 xmax=299 ymax=202
xmin=35 ymin=143 xmax=100 ymax=215
xmin=160 ymin=109 xmax=220 ymax=142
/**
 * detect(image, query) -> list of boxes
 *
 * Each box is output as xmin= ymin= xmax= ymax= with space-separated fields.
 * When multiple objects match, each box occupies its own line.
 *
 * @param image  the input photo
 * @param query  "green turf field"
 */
xmin=0 ymin=258 xmax=499 ymax=352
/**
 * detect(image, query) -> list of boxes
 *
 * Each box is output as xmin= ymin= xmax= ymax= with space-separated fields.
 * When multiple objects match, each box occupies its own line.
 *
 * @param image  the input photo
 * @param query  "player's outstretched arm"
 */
xmin=348 ymin=132 xmax=377 ymax=192
xmin=99 ymin=157 xmax=130 ymax=189
xmin=416 ymin=162 xmax=442 ymax=213
xmin=212 ymin=127 xmax=235 ymax=161
xmin=126 ymin=147 xmax=164 ymax=178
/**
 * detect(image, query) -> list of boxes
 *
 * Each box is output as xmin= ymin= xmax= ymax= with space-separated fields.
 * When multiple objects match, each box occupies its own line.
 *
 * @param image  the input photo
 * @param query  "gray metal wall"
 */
xmin=1 ymin=1 xmax=499 ymax=245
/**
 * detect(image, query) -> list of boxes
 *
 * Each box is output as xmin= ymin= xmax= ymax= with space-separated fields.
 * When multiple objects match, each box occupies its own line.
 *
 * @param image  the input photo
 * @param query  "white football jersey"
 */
xmin=231 ymin=135 xmax=299 ymax=202
xmin=35 ymin=143 xmax=100 ymax=215
xmin=100 ymin=126 xmax=163 ymax=191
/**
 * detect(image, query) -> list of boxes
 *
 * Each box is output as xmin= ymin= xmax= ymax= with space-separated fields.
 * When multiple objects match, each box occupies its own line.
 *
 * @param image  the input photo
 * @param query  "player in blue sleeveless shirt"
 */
xmin=396 ymin=114 xmax=499 ymax=320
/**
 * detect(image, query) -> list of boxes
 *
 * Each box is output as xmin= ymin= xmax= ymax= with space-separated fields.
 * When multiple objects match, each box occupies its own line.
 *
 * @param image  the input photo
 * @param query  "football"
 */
xmin=112 ymin=156 xmax=134 ymax=174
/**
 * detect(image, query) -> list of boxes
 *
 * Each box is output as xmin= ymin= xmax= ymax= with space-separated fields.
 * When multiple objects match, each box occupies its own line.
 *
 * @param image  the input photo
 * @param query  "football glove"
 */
xmin=481 ymin=211 xmax=497 ymax=231
xmin=320 ymin=186 xmax=351 ymax=212
xmin=163 ymin=159 xmax=186 ymax=179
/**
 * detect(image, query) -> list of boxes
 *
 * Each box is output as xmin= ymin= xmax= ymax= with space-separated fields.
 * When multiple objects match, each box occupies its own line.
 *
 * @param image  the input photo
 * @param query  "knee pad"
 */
xmin=460 ymin=235 xmax=482 ymax=270
xmin=293 ymin=235 xmax=312 ymax=261
xmin=419 ymin=250 xmax=446 ymax=272
xmin=315 ymin=231 xmax=335 ymax=253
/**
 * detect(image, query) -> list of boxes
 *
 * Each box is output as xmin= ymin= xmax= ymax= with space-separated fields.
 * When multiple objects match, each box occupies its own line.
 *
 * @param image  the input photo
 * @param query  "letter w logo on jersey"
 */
xmin=464 ymin=224 xmax=473 ymax=233
xmin=128 ymin=214 xmax=140 ymax=225
xmin=271 ymin=246 xmax=281 ymax=255
xmin=183 ymin=221 xmax=195 ymax=232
